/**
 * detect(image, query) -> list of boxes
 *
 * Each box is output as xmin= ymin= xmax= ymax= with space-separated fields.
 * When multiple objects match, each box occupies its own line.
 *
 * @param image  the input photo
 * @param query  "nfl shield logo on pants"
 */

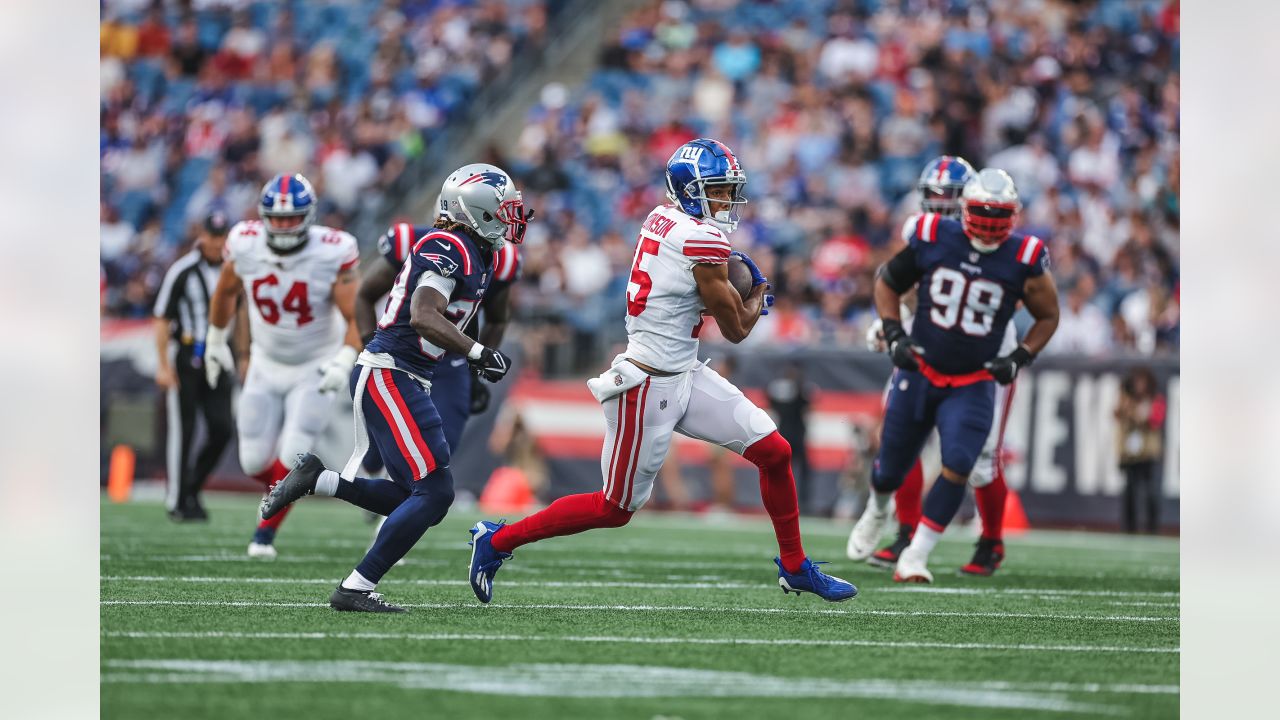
xmin=660 ymin=400 xmax=667 ymax=410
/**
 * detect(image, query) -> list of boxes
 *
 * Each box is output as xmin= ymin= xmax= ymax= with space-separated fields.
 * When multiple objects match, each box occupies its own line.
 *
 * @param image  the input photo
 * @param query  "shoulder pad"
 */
xmin=412 ymin=230 xmax=477 ymax=278
xmin=679 ymin=222 xmax=731 ymax=264
xmin=378 ymin=222 xmax=417 ymax=266
xmin=1014 ymin=234 xmax=1047 ymax=267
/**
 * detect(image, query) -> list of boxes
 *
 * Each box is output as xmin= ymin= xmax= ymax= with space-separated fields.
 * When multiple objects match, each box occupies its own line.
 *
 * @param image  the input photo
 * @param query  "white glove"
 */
xmin=317 ymin=345 xmax=359 ymax=394
xmin=865 ymin=318 xmax=887 ymax=353
xmin=204 ymin=325 xmax=234 ymax=389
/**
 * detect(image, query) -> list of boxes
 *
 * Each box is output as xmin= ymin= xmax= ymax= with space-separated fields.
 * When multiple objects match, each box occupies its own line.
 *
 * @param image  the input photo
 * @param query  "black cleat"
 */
xmin=329 ymin=585 xmax=407 ymax=613
xmin=182 ymin=496 xmax=209 ymax=521
xmin=959 ymin=538 xmax=1005 ymax=576
xmin=261 ymin=453 xmax=324 ymax=520
xmin=867 ymin=526 xmax=913 ymax=569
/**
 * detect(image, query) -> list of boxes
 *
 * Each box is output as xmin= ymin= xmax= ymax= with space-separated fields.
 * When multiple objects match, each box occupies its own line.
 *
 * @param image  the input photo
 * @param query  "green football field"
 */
xmin=101 ymin=494 xmax=1179 ymax=719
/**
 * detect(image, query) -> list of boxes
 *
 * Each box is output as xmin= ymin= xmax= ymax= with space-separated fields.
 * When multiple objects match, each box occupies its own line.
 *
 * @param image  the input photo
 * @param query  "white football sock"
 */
xmin=343 ymin=569 xmax=376 ymax=592
xmin=910 ymin=523 xmax=943 ymax=558
xmin=872 ymin=492 xmax=893 ymax=513
xmin=315 ymin=470 xmax=340 ymax=497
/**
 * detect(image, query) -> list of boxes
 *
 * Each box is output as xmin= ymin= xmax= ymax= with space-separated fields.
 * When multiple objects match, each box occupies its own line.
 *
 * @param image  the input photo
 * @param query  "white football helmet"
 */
xmin=961 ymin=168 xmax=1021 ymax=253
xmin=435 ymin=164 xmax=531 ymax=251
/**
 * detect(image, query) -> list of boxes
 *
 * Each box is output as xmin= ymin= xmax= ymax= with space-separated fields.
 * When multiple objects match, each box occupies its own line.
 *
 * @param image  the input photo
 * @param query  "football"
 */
xmin=727 ymin=255 xmax=754 ymax=300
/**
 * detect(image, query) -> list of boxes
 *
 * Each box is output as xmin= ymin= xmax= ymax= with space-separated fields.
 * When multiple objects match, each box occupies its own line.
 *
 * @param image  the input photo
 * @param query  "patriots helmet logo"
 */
xmin=458 ymin=172 xmax=509 ymax=193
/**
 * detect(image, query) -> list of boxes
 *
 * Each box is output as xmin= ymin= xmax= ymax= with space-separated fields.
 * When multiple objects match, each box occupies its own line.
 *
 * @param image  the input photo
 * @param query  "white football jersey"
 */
xmin=226 ymin=221 xmax=359 ymax=365
xmin=623 ymin=204 xmax=732 ymax=372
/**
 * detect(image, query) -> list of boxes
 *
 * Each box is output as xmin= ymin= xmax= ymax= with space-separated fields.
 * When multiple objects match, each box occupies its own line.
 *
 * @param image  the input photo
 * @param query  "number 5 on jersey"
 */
xmin=627 ymin=237 xmax=661 ymax=317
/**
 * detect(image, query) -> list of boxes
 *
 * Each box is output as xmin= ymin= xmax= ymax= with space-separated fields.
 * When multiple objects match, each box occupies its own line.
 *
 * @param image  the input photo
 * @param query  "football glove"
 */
xmin=865 ymin=318 xmax=887 ymax=352
xmin=729 ymin=250 xmax=768 ymax=287
xmin=204 ymin=325 xmax=235 ymax=389
xmin=984 ymin=346 xmax=1034 ymax=385
xmin=881 ymin=318 xmax=924 ymax=372
xmin=761 ymin=291 xmax=775 ymax=316
xmin=469 ymin=369 xmax=492 ymax=414
xmin=468 ymin=344 xmax=513 ymax=383
xmin=317 ymin=345 xmax=359 ymax=394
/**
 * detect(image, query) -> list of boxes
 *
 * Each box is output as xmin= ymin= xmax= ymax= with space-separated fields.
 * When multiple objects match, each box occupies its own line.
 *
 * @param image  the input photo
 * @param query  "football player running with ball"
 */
xmin=852 ymin=156 xmax=1023 ymax=577
xmin=260 ymin=164 xmax=532 ymax=612
xmin=465 ymin=139 xmax=858 ymax=604
xmin=848 ymin=169 xmax=1059 ymax=583
xmin=205 ymin=173 xmax=362 ymax=558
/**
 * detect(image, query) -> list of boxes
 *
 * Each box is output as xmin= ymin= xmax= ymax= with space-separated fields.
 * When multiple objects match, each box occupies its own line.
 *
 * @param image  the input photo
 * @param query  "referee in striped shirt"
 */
xmin=154 ymin=212 xmax=235 ymax=522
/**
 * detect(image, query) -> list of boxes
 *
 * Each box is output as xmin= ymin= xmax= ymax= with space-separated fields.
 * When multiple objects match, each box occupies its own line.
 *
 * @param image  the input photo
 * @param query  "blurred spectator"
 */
xmin=491 ymin=0 xmax=1179 ymax=368
xmin=1115 ymin=367 xmax=1166 ymax=533
xmin=101 ymin=0 xmax=546 ymax=318
xmin=1045 ymin=272 xmax=1111 ymax=356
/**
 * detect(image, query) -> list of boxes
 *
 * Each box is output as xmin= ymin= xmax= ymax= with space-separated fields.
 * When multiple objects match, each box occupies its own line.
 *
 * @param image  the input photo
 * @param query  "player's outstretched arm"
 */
xmin=692 ymin=263 xmax=766 ymax=344
xmin=355 ymin=258 xmax=398 ymax=344
xmin=1019 ymin=272 xmax=1060 ymax=355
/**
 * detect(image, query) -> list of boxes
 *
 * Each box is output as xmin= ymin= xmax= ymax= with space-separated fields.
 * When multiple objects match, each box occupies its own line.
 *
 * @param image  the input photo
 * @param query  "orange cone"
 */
xmin=479 ymin=466 xmax=535 ymax=514
xmin=1003 ymin=488 xmax=1030 ymax=535
xmin=107 ymin=444 xmax=135 ymax=503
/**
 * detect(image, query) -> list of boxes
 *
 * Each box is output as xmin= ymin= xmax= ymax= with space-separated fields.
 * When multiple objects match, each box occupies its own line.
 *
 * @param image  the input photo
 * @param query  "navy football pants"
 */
xmin=357 ymin=356 xmax=471 ymax=474
xmin=872 ymin=370 xmax=996 ymax=491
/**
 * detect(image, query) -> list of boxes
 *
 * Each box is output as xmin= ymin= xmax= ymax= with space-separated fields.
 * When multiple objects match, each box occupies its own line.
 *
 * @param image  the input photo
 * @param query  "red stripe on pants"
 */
xmin=379 ymin=370 xmax=436 ymax=476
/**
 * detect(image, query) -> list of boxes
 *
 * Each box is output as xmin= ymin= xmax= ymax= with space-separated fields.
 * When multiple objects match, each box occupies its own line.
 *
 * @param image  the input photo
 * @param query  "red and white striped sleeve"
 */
xmin=682 ymin=227 xmax=731 ymax=264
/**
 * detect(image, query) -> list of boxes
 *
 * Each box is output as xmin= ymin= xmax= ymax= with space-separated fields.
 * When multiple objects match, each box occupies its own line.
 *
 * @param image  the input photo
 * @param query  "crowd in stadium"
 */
xmin=500 ymin=0 xmax=1180 ymax=361
xmin=100 ymin=0 xmax=547 ymax=316
xmin=102 ymin=0 xmax=1180 ymax=361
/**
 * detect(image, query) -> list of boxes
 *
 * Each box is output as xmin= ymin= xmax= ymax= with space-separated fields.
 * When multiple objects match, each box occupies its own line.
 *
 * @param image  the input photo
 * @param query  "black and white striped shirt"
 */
xmin=154 ymin=250 xmax=221 ymax=345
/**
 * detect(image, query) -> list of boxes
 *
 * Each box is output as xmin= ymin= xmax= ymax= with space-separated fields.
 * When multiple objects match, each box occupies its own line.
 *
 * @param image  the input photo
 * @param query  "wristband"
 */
xmin=467 ymin=342 xmax=484 ymax=361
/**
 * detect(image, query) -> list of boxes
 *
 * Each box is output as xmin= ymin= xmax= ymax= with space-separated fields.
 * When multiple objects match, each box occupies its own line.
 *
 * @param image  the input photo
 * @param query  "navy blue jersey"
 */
xmin=366 ymin=227 xmax=492 ymax=380
xmin=379 ymin=222 xmax=520 ymax=341
xmin=905 ymin=213 xmax=1049 ymax=376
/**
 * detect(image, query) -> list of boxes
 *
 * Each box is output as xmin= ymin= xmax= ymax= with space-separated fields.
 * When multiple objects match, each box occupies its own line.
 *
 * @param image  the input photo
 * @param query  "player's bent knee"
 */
xmin=593 ymin=491 xmax=635 ymax=527
xmin=744 ymin=431 xmax=791 ymax=469
xmin=940 ymin=466 xmax=971 ymax=485
xmin=238 ymin=443 xmax=275 ymax=478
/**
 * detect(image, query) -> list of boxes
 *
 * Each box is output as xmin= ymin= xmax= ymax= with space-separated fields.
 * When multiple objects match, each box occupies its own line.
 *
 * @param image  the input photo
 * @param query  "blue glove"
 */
xmin=761 ymin=291 xmax=775 ymax=316
xmin=729 ymin=250 xmax=768 ymax=287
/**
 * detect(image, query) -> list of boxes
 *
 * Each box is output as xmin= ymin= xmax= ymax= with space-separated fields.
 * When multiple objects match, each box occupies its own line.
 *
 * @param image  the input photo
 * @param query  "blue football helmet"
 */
xmin=259 ymin=173 xmax=317 ymax=253
xmin=917 ymin=155 xmax=976 ymax=217
xmin=664 ymin=138 xmax=748 ymax=232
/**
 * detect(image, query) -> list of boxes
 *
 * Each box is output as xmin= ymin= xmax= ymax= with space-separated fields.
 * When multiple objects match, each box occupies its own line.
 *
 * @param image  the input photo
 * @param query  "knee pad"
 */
xmin=743 ymin=431 xmax=791 ymax=470
xmin=592 ymin=491 xmax=634 ymax=528
xmin=238 ymin=439 xmax=275 ymax=478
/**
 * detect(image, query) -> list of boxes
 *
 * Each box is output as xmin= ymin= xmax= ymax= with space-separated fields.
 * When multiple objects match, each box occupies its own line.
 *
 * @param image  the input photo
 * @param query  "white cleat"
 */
xmin=247 ymin=542 xmax=278 ymax=559
xmin=893 ymin=546 xmax=933 ymax=584
xmin=847 ymin=502 xmax=893 ymax=560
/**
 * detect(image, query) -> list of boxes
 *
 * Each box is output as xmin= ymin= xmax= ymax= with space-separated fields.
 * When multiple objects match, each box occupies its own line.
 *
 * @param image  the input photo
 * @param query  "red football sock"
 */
xmin=490 ymin=491 xmax=632 ymax=554
xmin=254 ymin=460 xmax=292 ymax=531
xmin=975 ymin=469 xmax=1008 ymax=541
xmin=894 ymin=460 xmax=924 ymax=531
xmin=744 ymin=432 xmax=806 ymax=574
xmin=257 ymin=502 xmax=292 ymax=531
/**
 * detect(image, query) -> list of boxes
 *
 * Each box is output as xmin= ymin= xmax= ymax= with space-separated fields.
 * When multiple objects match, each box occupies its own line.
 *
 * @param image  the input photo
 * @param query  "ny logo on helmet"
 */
xmin=678 ymin=146 xmax=704 ymax=164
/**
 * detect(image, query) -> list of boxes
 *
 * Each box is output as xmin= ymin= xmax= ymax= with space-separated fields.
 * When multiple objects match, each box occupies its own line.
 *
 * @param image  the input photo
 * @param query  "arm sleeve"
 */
xmin=415 ymin=270 xmax=457 ymax=299
xmin=879 ymin=244 xmax=922 ymax=294
xmin=682 ymin=227 xmax=731 ymax=264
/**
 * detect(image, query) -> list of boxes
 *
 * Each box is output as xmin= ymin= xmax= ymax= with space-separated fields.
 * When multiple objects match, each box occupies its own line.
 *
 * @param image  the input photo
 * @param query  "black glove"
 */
xmin=984 ymin=346 xmax=1034 ymax=385
xmin=881 ymin=318 xmax=924 ymax=372
xmin=468 ymin=345 xmax=512 ymax=383
xmin=469 ymin=369 xmax=491 ymax=414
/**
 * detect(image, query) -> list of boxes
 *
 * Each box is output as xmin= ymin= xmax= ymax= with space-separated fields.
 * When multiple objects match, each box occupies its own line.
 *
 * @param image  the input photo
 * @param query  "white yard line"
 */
xmin=99 ymin=597 xmax=1177 ymax=622
xmin=101 ymin=574 xmax=1180 ymax=600
xmin=102 ymin=630 xmax=1181 ymax=655
xmin=97 ymin=658 xmax=1158 ymax=713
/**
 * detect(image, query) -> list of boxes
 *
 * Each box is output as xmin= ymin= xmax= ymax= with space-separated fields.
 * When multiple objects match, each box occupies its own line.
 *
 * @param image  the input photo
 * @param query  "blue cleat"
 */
xmin=775 ymin=557 xmax=858 ymax=602
xmin=468 ymin=520 xmax=512 ymax=604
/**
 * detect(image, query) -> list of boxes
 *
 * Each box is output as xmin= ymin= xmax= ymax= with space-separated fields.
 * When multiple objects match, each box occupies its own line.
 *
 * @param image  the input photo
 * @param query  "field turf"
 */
xmin=101 ymin=494 xmax=1178 ymax=719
